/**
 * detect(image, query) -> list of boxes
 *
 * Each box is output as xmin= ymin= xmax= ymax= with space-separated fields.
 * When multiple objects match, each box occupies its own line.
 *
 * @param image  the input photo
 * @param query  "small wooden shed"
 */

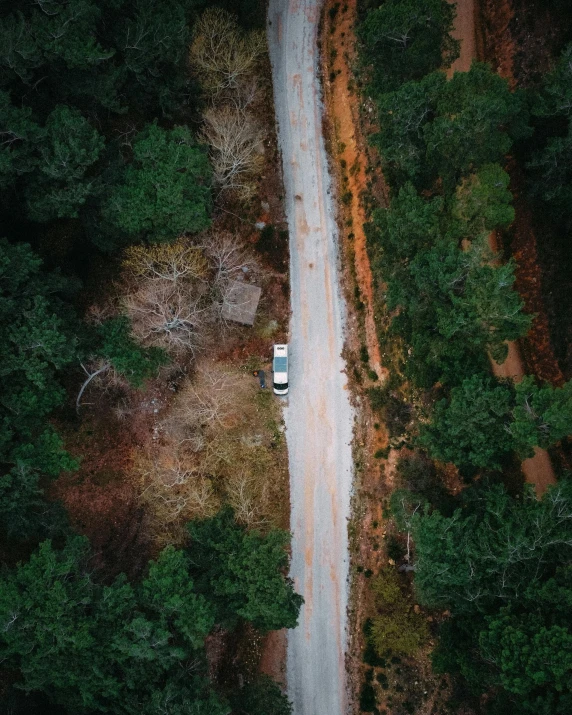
xmin=221 ymin=280 xmax=262 ymax=326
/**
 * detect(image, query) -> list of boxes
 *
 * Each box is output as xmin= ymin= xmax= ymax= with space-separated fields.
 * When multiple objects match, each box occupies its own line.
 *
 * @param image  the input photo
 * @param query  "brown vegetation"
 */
xmin=191 ymin=9 xmax=268 ymax=202
xmin=54 ymin=7 xmax=290 ymax=584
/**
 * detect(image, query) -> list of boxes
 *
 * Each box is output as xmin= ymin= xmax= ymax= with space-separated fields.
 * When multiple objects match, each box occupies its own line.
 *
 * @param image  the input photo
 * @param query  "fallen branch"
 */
xmin=76 ymin=362 xmax=111 ymax=413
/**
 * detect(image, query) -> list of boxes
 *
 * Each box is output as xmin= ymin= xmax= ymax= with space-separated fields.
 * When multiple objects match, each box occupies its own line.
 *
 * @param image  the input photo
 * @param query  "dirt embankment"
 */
xmin=320 ymin=2 xmax=388 ymax=384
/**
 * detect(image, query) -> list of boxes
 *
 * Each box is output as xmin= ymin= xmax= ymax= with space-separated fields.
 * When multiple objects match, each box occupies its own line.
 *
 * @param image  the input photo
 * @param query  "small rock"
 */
xmin=261 ymin=201 xmax=270 ymax=212
xmin=255 ymin=221 xmax=266 ymax=230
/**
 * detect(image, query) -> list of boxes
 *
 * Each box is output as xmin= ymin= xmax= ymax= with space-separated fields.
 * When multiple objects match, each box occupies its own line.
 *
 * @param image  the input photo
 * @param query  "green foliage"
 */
xmin=357 ymin=0 xmax=459 ymax=94
xmin=372 ymin=182 xmax=443 ymax=263
xmin=368 ymin=568 xmax=429 ymax=657
xmin=424 ymin=63 xmax=530 ymax=191
xmin=0 ymin=238 xmax=79 ymax=537
xmin=95 ymin=316 xmax=168 ymax=387
xmin=371 ymin=64 xmax=529 ymax=191
xmin=411 ymin=481 xmax=572 ymax=614
xmin=416 ymin=485 xmax=572 ymax=712
xmin=26 ymin=105 xmax=104 ymax=221
xmin=0 ymin=91 xmax=43 ymax=186
xmin=527 ymin=133 xmax=572 ymax=216
xmin=478 ymin=568 xmax=572 ymax=711
xmin=420 ymin=374 xmax=572 ymax=469
xmin=510 ymin=376 xmax=572 ymax=451
xmin=0 ymin=0 xmax=205 ymax=115
xmin=187 ymin=507 xmax=303 ymax=632
xmin=388 ymin=240 xmax=530 ymax=386
xmin=450 ymin=163 xmax=515 ymax=237
xmin=372 ymin=72 xmax=445 ymax=187
xmin=359 ymin=681 xmax=377 ymax=711
xmin=533 ymin=43 xmax=572 ymax=120
xmin=0 ymin=537 xmax=228 ymax=714
xmin=229 ymin=676 xmax=292 ymax=715
xmin=419 ymin=374 xmax=515 ymax=469
xmin=103 ymin=123 xmax=211 ymax=244
xmin=527 ymin=44 xmax=572 ymax=219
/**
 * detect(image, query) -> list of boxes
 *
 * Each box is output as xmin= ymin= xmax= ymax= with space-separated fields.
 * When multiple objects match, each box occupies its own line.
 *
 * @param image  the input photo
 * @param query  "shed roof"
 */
xmin=221 ymin=280 xmax=262 ymax=326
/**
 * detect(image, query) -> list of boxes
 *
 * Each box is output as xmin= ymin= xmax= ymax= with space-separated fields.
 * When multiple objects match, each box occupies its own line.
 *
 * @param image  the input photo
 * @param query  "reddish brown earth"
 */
xmin=447 ymin=0 xmax=475 ymax=75
xmin=322 ymin=0 xmax=388 ymax=383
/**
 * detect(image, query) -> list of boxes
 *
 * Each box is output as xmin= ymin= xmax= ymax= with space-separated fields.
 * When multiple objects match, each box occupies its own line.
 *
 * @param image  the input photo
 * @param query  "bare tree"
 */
xmin=203 ymin=230 xmax=256 ymax=286
xmin=200 ymin=105 xmax=265 ymax=200
xmin=189 ymin=8 xmax=266 ymax=99
xmin=122 ymin=240 xmax=208 ymax=284
xmin=201 ymin=231 xmax=260 ymax=324
xmin=225 ymin=469 xmax=269 ymax=529
xmin=124 ymin=279 xmax=207 ymax=356
xmin=138 ymin=450 xmax=220 ymax=546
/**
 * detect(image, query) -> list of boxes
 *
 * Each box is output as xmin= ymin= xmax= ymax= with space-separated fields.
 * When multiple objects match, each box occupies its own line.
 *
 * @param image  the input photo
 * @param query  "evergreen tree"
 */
xmin=102 ymin=123 xmax=211 ymax=245
xmin=188 ymin=507 xmax=303 ymax=632
xmin=357 ymin=0 xmax=459 ymax=95
xmin=26 ymin=105 xmax=104 ymax=221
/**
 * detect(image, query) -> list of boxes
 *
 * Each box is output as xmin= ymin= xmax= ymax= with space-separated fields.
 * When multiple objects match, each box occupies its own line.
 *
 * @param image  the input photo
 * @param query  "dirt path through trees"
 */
xmin=449 ymin=0 xmax=556 ymax=495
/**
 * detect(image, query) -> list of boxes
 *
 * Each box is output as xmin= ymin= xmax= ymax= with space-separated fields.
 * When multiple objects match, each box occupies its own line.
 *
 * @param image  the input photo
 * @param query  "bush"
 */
xmin=367 ymin=386 xmax=388 ymax=413
xmin=387 ymin=535 xmax=406 ymax=562
xmin=359 ymin=682 xmax=377 ymax=712
xmin=368 ymin=568 xmax=429 ymax=658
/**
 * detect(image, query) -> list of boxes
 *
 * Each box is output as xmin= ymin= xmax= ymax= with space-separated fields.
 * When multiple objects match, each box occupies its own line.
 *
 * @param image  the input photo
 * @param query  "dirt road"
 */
xmin=268 ymin=1 xmax=354 ymax=713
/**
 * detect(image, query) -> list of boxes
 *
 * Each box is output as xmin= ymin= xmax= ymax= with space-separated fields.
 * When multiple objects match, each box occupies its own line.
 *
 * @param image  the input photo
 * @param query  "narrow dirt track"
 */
xmin=267 ymin=1 xmax=354 ymax=714
xmin=450 ymin=0 xmax=556 ymax=496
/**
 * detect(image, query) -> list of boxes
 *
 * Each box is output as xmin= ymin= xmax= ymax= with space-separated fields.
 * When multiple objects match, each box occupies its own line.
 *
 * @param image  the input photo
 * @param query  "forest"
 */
xmin=0 ymin=0 xmax=299 ymax=713
xmin=351 ymin=0 xmax=572 ymax=712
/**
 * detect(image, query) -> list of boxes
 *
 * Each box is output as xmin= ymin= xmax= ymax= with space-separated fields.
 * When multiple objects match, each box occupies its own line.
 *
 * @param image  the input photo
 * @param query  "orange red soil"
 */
xmin=322 ymin=0 xmax=387 ymax=382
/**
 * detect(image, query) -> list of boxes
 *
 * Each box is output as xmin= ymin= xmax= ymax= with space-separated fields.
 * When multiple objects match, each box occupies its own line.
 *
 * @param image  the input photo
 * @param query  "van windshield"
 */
xmin=274 ymin=381 xmax=288 ymax=390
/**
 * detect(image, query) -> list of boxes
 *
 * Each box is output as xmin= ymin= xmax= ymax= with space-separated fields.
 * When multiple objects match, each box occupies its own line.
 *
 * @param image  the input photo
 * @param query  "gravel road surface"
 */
xmin=268 ymin=2 xmax=354 ymax=713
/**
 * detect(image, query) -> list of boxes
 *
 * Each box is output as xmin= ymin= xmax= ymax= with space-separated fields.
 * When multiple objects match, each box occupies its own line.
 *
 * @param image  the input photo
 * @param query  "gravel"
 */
xmin=268 ymin=1 xmax=355 ymax=713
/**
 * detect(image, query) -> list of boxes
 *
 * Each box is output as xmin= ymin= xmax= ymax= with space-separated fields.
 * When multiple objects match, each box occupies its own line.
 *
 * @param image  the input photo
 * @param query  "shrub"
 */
xmin=368 ymin=568 xmax=429 ymax=658
xmin=367 ymin=386 xmax=388 ymax=413
xmin=359 ymin=682 xmax=377 ymax=712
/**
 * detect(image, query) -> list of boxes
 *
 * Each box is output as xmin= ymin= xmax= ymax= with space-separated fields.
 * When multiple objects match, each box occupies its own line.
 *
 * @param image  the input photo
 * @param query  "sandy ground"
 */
xmin=447 ymin=0 xmax=475 ymax=75
xmin=268 ymin=1 xmax=355 ymax=714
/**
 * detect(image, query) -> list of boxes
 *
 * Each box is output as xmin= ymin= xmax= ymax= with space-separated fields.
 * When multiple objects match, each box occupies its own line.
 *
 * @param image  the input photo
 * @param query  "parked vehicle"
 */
xmin=272 ymin=344 xmax=289 ymax=395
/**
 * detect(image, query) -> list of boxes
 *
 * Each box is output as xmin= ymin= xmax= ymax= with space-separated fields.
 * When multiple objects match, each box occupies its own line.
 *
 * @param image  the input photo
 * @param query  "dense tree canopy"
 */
xmin=408 ymin=482 xmax=572 ymax=713
xmin=424 ymin=63 xmax=530 ymax=190
xmin=0 ymin=519 xmax=299 ymax=713
xmin=0 ymin=239 xmax=166 ymax=538
xmin=359 ymin=0 xmax=572 ymax=711
xmin=188 ymin=507 xmax=304 ymax=632
xmin=419 ymin=374 xmax=572 ymax=469
xmin=0 ymin=538 xmax=224 ymax=714
xmin=25 ymin=105 xmax=105 ymax=222
xmin=0 ymin=0 xmax=214 ymax=253
xmin=357 ymin=0 xmax=459 ymax=94
xmin=102 ymin=124 xmax=211 ymax=245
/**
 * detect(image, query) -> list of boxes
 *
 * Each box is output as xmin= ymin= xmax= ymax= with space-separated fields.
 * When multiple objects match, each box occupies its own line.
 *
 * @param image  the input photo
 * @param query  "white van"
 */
xmin=272 ymin=344 xmax=289 ymax=395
